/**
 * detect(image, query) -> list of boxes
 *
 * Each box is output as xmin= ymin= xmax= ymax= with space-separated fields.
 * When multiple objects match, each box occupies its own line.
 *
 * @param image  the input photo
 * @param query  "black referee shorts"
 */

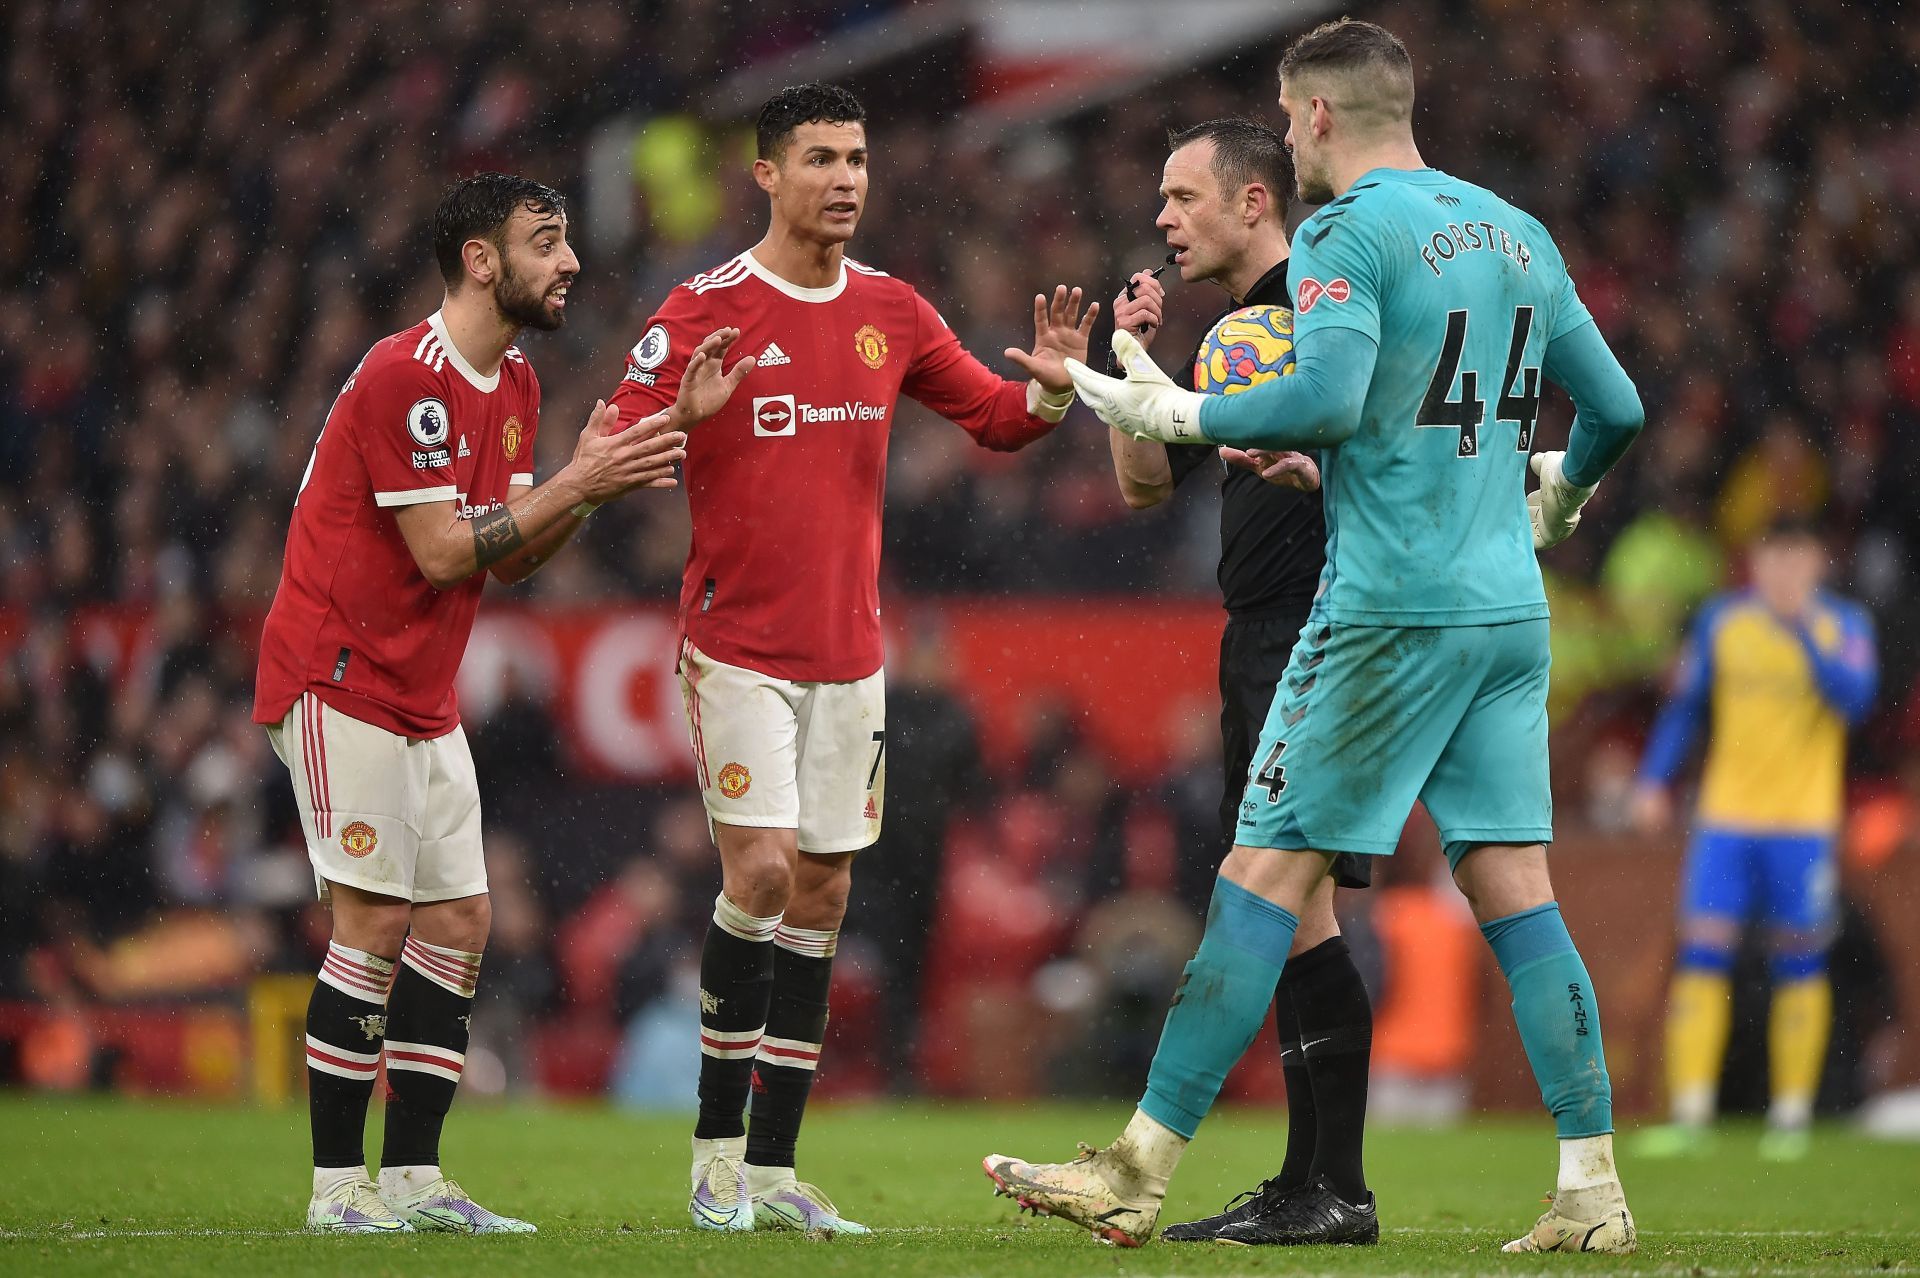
xmin=1219 ymin=606 xmax=1373 ymax=890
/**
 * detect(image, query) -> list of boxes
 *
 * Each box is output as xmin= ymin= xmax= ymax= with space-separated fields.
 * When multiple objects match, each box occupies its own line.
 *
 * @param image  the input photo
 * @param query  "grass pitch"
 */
xmin=1 ymin=1096 xmax=1915 ymax=1276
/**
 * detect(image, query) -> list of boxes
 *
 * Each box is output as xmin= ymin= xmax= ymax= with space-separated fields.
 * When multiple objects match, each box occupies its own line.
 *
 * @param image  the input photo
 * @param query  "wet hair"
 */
xmin=432 ymin=173 xmax=566 ymax=286
xmin=1278 ymin=18 xmax=1415 ymax=130
xmin=756 ymin=82 xmax=867 ymax=161
xmin=1166 ymin=118 xmax=1290 ymax=215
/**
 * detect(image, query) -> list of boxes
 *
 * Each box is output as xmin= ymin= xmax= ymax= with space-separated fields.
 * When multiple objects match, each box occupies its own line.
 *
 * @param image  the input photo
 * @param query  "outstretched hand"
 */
xmin=1004 ymin=285 xmax=1099 ymax=394
xmin=671 ymin=327 xmax=757 ymax=430
xmin=570 ymin=399 xmax=688 ymax=502
xmin=1066 ymin=330 xmax=1208 ymax=443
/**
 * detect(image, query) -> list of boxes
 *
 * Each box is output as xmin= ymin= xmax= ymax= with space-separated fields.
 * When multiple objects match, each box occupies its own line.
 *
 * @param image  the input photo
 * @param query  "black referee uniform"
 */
xmin=1159 ymin=259 xmax=1371 ymax=891
xmin=1124 ymin=250 xmax=1378 ymax=1239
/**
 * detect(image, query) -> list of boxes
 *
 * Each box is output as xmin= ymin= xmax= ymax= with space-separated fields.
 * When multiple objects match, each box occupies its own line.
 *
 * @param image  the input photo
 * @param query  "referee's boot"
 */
xmin=1214 ymin=1174 xmax=1378 ymax=1247
xmin=1160 ymin=1175 xmax=1296 ymax=1241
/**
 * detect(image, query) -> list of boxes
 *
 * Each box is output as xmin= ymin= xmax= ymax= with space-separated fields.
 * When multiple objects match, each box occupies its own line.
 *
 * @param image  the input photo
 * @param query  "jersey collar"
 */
xmin=427 ymin=311 xmax=501 ymax=393
xmin=1237 ymin=258 xmax=1291 ymax=308
xmin=1352 ymin=165 xmax=1447 ymax=187
xmin=741 ymin=250 xmax=848 ymax=303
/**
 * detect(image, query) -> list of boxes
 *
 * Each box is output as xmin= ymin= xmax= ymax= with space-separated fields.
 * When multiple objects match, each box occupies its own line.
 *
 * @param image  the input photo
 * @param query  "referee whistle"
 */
xmin=1122 ymin=255 xmax=1176 ymax=334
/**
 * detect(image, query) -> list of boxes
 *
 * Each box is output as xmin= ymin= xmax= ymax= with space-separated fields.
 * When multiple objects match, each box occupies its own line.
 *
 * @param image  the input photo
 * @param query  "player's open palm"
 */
xmin=570 ymin=399 xmax=688 ymax=502
xmin=672 ymin=327 xmax=757 ymax=429
xmin=1005 ymin=285 xmax=1098 ymax=394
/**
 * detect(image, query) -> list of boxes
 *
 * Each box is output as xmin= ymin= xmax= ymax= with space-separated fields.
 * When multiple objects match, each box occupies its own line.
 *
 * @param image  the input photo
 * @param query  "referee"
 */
xmin=1105 ymin=118 xmax=1377 ymax=1246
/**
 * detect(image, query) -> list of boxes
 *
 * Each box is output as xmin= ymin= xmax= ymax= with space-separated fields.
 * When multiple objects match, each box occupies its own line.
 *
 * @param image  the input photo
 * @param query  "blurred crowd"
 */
xmin=1 ymin=0 xmax=1915 ymax=1101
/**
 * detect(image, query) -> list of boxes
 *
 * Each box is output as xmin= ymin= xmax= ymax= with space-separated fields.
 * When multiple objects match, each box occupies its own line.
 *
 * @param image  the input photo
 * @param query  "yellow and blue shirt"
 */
xmin=1639 ymin=590 xmax=1877 ymax=834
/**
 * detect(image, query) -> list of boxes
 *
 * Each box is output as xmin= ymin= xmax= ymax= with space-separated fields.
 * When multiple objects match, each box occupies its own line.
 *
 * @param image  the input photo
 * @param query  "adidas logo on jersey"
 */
xmin=758 ymin=341 xmax=792 ymax=367
xmin=457 ymin=434 xmax=471 ymax=459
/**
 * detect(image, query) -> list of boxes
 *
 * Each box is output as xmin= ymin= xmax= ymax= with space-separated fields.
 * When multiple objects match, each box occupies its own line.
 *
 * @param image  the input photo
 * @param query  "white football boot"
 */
xmin=1503 ymin=1182 xmax=1637 ymax=1254
xmin=383 ymin=1175 xmax=536 ymax=1233
xmin=690 ymin=1152 xmax=755 ymax=1232
xmin=753 ymin=1178 xmax=873 ymax=1237
xmin=983 ymin=1144 xmax=1161 ymax=1247
xmin=306 ymin=1175 xmax=412 ymax=1234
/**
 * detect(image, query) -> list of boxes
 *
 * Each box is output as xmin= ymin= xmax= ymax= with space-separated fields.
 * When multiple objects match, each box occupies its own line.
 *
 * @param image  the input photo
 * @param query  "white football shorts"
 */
xmin=266 ymin=692 xmax=488 ymax=904
xmin=676 ymin=639 xmax=885 ymax=854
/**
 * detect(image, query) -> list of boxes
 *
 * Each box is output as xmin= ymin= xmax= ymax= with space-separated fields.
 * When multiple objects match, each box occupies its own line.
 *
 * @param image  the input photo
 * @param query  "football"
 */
xmin=1194 ymin=303 xmax=1296 ymax=394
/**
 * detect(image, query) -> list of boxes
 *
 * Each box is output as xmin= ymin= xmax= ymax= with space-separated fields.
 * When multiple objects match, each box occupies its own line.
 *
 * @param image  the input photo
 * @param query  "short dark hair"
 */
xmin=1758 ymin=513 xmax=1827 ymax=546
xmin=432 ymin=173 xmax=566 ymax=286
xmin=756 ymin=82 xmax=867 ymax=161
xmin=1278 ymin=18 xmax=1415 ymax=129
xmin=1166 ymin=118 xmax=1290 ymax=213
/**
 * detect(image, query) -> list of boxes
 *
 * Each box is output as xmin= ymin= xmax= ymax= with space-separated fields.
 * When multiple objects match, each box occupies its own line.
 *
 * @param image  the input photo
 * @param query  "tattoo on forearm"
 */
xmin=471 ymin=507 xmax=525 ymax=568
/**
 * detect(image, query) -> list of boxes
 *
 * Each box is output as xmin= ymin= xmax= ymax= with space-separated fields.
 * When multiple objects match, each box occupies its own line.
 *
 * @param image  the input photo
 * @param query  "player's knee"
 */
xmin=724 ymin=853 xmax=795 ymax=917
xmin=716 ymin=824 xmax=799 ymax=916
xmin=802 ymin=879 xmax=852 ymax=921
xmin=1768 ymin=929 xmax=1827 ymax=981
xmin=1677 ymin=915 xmax=1738 ymax=970
xmin=1218 ymin=844 xmax=1329 ymax=914
xmin=1289 ymin=880 xmax=1341 ymax=954
xmin=328 ymin=886 xmax=411 ymax=957
xmin=399 ymin=892 xmax=491 ymax=952
xmin=790 ymin=864 xmax=853 ymax=929
xmin=423 ymin=893 xmax=492 ymax=952
xmin=1451 ymin=843 xmax=1553 ymax=923
xmin=350 ymin=915 xmax=410 ymax=959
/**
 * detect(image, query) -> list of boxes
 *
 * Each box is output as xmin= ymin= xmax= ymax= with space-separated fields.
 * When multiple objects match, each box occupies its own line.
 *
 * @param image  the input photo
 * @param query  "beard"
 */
xmin=497 ymin=259 xmax=563 ymax=331
xmin=1296 ymin=165 xmax=1336 ymax=207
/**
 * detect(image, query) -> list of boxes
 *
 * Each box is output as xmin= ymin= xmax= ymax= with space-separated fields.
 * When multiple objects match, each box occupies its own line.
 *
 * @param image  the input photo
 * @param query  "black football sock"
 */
xmin=1271 ymin=972 xmax=1317 ymax=1194
xmin=305 ymin=941 xmax=396 ymax=1171
xmin=745 ymin=923 xmax=837 ymax=1177
xmin=379 ymin=935 xmax=480 ymax=1178
xmin=695 ymin=893 xmax=780 ymax=1142
xmin=1289 ymin=935 xmax=1373 ymax=1204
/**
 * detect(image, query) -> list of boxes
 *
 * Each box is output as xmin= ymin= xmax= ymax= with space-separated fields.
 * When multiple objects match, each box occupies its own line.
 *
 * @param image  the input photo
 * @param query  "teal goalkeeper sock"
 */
xmin=1140 ymin=878 xmax=1299 ymax=1138
xmin=1481 ymin=903 xmax=1614 ymax=1139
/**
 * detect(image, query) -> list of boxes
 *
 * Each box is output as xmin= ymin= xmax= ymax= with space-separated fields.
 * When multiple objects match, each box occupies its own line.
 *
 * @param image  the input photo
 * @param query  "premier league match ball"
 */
xmin=1193 ymin=304 xmax=1296 ymax=394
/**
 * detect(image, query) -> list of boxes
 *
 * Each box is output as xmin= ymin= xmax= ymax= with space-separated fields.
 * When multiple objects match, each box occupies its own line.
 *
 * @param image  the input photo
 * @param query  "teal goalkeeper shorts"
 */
xmin=1235 ymin=618 xmax=1553 ymax=868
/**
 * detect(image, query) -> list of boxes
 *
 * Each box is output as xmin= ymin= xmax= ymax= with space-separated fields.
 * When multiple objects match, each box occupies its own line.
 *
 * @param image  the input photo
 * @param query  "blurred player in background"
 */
xmin=1633 ymin=517 xmax=1878 ymax=1161
xmin=1106 ymin=117 xmax=1376 ymax=1245
xmin=255 ymin=173 xmax=751 ymax=1234
xmin=988 ymin=18 xmax=1645 ymax=1251
xmin=608 ymin=83 xmax=1096 ymax=1237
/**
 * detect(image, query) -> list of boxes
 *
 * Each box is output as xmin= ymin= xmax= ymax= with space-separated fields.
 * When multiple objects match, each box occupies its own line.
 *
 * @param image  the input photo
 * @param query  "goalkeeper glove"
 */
xmin=1065 ymin=330 xmax=1207 ymax=443
xmin=1528 ymin=451 xmax=1597 ymax=549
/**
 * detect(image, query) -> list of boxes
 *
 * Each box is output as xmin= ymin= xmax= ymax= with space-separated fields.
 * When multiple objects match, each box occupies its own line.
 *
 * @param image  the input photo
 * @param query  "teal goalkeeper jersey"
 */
xmin=1281 ymin=167 xmax=1593 ymax=626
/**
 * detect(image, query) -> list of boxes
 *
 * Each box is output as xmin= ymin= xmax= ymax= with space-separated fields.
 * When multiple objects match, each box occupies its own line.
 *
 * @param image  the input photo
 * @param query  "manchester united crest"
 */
xmin=339 ymin=821 xmax=379 ymax=858
xmin=717 ymin=762 xmax=752 ymax=800
xmin=854 ymin=324 xmax=888 ymax=370
xmin=502 ymin=415 xmax=524 ymax=461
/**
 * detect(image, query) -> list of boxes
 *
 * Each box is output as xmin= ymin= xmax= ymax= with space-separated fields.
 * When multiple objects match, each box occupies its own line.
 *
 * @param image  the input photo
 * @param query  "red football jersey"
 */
xmin=610 ymin=251 xmax=1064 ymax=682
xmin=254 ymin=311 xmax=541 ymax=738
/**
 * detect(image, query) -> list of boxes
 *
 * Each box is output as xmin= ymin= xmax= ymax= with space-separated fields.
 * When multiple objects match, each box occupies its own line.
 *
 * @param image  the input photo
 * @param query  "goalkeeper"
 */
xmin=986 ymin=17 xmax=1644 ymax=1255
